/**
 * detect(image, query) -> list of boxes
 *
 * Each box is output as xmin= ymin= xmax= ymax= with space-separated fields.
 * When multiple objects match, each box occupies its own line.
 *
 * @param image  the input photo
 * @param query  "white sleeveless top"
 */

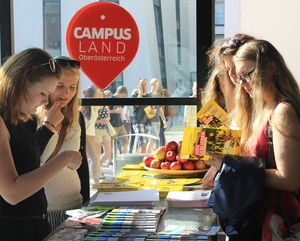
xmin=40 ymin=122 xmax=82 ymax=211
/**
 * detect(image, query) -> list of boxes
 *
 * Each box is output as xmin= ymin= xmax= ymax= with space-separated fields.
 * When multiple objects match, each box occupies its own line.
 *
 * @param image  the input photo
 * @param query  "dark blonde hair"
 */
xmin=116 ymin=85 xmax=128 ymax=96
xmin=0 ymin=48 xmax=61 ymax=124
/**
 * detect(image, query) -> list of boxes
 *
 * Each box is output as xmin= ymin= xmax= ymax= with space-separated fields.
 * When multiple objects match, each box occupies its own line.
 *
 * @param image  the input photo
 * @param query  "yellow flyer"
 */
xmin=144 ymin=106 xmax=155 ymax=119
xmin=181 ymin=127 xmax=241 ymax=160
xmin=197 ymin=99 xmax=232 ymax=127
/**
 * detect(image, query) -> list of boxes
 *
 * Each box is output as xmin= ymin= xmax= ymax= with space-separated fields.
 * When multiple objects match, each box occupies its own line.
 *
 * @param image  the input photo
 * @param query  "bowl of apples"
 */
xmin=143 ymin=141 xmax=208 ymax=177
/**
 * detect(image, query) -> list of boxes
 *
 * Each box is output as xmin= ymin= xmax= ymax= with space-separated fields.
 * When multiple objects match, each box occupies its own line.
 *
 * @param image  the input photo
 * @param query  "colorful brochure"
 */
xmin=197 ymin=99 xmax=232 ymax=127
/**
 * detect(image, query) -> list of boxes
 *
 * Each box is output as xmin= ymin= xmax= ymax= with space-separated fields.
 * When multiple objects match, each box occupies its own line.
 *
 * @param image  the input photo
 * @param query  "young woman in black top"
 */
xmin=0 ymin=48 xmax=82 ymax=241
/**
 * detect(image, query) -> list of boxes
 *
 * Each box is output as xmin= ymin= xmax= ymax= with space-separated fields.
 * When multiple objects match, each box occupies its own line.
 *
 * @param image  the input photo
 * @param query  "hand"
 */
xmin=202 ymin=165 xmax=218 ymax=186
xmin=204 ymin=152 xmax=224 ymax=170
xmin=58 ymin=151 xmax=82 ymax=170
xmin=44 ymin=101 xmax=64 ymax=128
xmin=163 ymin=120 xmax=168 ymax=128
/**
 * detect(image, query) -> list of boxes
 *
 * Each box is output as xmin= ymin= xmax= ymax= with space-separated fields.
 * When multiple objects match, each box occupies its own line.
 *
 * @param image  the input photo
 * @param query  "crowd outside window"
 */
xmin=81 ymin=85 xmax=101 ymax=185
xmin=37 ymin=56 xmax=89 ymax=231
xmin=0 ymin=48 xmax=81 ymax=241
xmin=109 ymin=86 xmax=129 ymax=154
xmin=147 ymin=78 xmax=168 ymax=153
xmin=94 ymin=90 xmax=112 ymax=177
xmin=124 ymin=90 xmax=137 ymax=153
xmin=131 ymin=78 xmax=151 ymax=153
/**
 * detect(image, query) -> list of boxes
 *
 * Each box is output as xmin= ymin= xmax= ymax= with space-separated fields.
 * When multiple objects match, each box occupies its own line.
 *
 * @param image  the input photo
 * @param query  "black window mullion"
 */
xmin=80 ymin=97 xmax=198 ymax=106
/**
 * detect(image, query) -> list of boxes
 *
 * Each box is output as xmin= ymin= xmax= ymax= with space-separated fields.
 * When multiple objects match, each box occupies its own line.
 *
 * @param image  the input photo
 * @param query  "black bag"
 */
xmin=207 ymin=155 xmax=266 ymax=240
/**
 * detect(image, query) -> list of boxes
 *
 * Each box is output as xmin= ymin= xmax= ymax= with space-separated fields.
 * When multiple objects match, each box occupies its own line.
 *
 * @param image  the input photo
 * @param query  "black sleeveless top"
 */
xmin=0 ymin=115 xmax=47 ymax=217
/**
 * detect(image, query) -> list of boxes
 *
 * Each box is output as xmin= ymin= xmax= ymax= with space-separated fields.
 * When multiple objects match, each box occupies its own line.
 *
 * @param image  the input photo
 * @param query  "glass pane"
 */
xmin=13 ymin=0 xmax=196 ymax=98
xmin=81 ymin=102 xmax=197 ymax=180
xmin=44 ymin=0 xmax=61 ymax=57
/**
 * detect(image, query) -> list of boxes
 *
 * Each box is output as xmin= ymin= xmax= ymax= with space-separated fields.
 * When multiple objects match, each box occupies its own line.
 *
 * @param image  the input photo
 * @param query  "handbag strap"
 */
xmin=46 ymin=125 xmax=67 ymax=163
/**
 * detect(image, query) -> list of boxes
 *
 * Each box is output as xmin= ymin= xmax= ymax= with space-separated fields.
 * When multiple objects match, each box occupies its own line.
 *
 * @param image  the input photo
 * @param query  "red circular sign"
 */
xmin=66 ymin=2 xmax=140 ymax=89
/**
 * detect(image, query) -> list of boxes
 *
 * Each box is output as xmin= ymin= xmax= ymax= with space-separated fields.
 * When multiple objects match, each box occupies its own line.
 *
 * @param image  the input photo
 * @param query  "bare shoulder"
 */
xmin=273 ymin=101 xmax=300 ymax=134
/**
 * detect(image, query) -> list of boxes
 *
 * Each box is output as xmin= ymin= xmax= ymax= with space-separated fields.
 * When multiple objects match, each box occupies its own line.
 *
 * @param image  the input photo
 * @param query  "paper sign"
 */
xmin=66 ymin=2 xmax=140 ymax=89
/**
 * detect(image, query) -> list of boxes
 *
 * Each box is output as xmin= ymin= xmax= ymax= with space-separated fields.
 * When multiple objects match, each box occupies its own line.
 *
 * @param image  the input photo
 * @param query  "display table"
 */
xmin=44 ymin=163 xmax=226 ymax=240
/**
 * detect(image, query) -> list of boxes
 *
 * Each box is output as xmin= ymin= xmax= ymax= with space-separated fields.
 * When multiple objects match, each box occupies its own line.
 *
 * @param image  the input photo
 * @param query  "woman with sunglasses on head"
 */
xmin=0 ymin=48 xmax=82 ymax=241
xmin=36 ymin=56 xmax=90 ymax=231
xmin=202 ymin=34 xmax=255 ymax=186
xmin=207 ymin=39 xmax=300 ymax=240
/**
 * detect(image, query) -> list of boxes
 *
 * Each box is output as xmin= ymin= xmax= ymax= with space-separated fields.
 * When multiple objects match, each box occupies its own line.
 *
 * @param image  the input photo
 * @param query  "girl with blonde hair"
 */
xmin=37 ymin=56 xmax=89 ymax=230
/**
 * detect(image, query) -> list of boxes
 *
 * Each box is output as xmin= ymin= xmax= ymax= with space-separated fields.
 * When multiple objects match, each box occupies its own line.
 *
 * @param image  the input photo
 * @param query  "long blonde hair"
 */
xmin=234 ymin=39 xmax=300 ymax=153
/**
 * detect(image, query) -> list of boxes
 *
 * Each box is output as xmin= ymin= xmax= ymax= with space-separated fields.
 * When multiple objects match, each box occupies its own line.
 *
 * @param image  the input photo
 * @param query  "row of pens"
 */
xmin=83 ymin=207 xmax=220 ymax=241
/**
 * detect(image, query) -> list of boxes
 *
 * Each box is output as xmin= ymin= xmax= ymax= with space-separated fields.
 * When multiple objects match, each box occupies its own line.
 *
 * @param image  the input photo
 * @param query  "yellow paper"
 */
xmin=197 ymin=99 xmax=232 ymax=128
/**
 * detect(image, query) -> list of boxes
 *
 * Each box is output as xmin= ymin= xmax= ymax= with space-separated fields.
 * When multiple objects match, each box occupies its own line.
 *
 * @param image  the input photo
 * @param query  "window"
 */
xmin=6 ymin=0 xmax=212 ymax=166
xmin=43 ymin=0 xmax=61 ymax=57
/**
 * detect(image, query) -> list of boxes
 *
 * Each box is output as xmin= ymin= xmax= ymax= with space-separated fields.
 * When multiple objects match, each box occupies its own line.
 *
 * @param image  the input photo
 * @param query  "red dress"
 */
xmin=250 ymin=119 xmax=300 ymax=223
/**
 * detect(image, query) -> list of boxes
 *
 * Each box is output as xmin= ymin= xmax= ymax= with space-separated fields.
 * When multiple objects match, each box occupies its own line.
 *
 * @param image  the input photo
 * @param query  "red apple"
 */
xmin=183 ymin=161 xmax=195 ymax=170
xmin=150 ymin=158 xmax=161 ymax=169
xmin=170 ymin=161 xmax=182 ymax=170
xmin=176 ymin=153 xmax=188 ymax=164
xmin=160 ymin=161 xmax=171 ymax=170
xmin=154 ymin=146 xmax=167 ymax=160
xmin=143 ymin=155 xmax=155 ymax=167
xmin=166 ymin=151 xmax=177 ymax=162
xmin=195 ymin=160 xmax=207 ymax=170
xmin=165 ymin=141 xmax=178 ymax=152
xmin=177 ymin=144 xmax=182 ymax=153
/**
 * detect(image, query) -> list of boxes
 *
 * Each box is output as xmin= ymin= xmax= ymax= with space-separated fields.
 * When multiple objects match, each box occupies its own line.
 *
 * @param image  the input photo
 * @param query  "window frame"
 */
xmin=0 ymin=0 xmax=213 ymax=115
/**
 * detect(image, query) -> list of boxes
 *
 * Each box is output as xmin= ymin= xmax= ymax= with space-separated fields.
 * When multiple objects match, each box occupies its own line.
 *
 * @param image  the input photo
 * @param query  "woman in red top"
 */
xmin=207 ymin=39 xmax=300 ymax=240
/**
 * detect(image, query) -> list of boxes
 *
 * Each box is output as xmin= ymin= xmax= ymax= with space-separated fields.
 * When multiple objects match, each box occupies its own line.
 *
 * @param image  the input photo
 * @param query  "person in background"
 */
xmin=125 ymin=89 xmax=138 ymax=153
xmin=132 ymin=78 xmax=150 ymax=153
xmin=0 ymin=48 xmax=81 ymax=241
xmin=36 ymin=56 xmax=89 ymax=231
xmin=81 ymin=85 xmax=101 ymax=185
xmin=95 ymin=90 xmax=112 ymax=175
xmin=147 ymin=78 xmax=168 ymax=153
xmin=109 ymin=86 xmax=129 ymax=154
xmin=104 ymin=89 xmax=112 ymax=98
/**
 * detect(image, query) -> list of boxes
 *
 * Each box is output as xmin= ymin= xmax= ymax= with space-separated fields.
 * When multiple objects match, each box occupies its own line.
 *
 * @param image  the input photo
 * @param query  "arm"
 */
xmin=77 ymin=112 xmax=90 ymax=203
xmin=265 ymin=102 xmax=300 ymax=191
xmin=159 ymin=107 xmax=168 ymax=128
xmin=0 ymin=117 xmax=81 ymax=205
xmin=35 ymin=124 xmax=54 ymax=153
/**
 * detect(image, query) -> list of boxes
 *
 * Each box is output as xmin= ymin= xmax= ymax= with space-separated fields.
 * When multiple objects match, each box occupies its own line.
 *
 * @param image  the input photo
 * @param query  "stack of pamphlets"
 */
xmin=166 ymin=190 xmax=212 ymax=208
xmin=89 ymin=189 xmax=160 ymax=207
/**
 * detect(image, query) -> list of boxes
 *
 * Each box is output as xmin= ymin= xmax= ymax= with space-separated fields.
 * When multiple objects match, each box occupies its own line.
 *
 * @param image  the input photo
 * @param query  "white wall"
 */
xmin=225 ymin=0 xmax=300 ymax=86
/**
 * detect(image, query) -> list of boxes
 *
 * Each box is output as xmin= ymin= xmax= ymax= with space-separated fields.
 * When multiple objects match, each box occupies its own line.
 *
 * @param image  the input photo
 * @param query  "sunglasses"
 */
xmin=221 ymin=38 xmax=241 ymax=48
xmin=54 ymin=57 xmax=81 ymax=69
xmin=237 ymin=68 xmax=256 ymax=84
xmin=38 ymin=58 xmax=57 ymax=72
